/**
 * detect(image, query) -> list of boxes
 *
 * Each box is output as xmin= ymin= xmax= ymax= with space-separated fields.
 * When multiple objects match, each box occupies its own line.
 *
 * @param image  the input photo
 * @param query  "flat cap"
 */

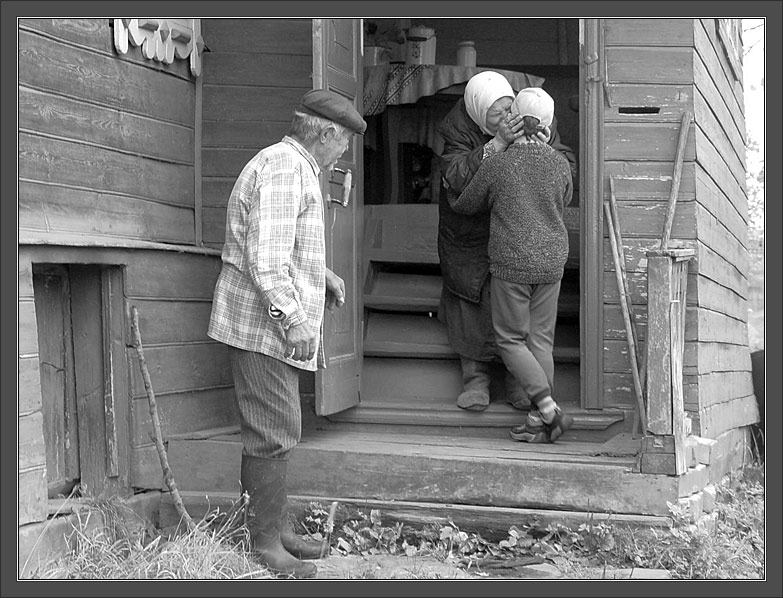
xmin=298 ymin=89 xmax=367 ymax=135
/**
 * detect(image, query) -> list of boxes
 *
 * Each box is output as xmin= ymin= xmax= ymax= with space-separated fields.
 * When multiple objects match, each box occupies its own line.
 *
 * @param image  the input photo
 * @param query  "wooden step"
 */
xmin=164 ymin=426 xmax=674 ymax=516
xmin=364 ymin=312 xmax=580 ymax=362
xmin=354 ymin=357 xmax=583 ymax=419
xmin=363 ymin=270 xmax=442 ymax=312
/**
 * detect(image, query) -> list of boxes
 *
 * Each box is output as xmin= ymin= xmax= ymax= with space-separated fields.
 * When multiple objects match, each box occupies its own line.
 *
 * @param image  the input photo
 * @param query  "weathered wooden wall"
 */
xmin=691 ymin=19 xmax=756 ymax=437
xmin=17 ymin=19 xmax=217 ymax=523
xmin=200 ymin=18 xmax=314 ymax=248
xmin=601 ymin=19 xmax=755 ymax=435
xmin=18 ymin=19 xmax=196 ymax=244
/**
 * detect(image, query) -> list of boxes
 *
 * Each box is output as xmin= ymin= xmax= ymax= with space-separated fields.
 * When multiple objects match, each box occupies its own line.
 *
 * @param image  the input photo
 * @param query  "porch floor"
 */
xmin=164 ymin=424 xmax=682 ymax=518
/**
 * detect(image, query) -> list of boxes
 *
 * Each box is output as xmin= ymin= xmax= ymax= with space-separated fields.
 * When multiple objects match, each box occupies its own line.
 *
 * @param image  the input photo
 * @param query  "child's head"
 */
xmin=511 ymin=87 xmax=554 ymax=138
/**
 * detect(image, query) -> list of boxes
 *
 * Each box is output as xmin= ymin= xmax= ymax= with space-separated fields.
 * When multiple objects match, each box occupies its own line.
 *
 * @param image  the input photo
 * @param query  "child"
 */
xmin=449 ymin=87 xmax=574 ymax=443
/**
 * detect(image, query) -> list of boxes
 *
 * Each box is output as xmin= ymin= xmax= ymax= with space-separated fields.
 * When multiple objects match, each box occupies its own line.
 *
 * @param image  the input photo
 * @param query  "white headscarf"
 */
xmin=464 ymin=71 xmax=515 ymax=135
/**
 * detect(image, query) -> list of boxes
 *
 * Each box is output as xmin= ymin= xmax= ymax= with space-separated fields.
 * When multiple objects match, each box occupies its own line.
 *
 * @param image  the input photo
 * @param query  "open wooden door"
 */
xmin=313 ymin=18 xmax=364 ymax=415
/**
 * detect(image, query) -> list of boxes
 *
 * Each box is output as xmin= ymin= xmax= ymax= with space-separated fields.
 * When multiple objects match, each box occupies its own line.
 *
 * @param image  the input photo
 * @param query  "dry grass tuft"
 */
xmin=32 ymin=496 xmax=273 ymax=580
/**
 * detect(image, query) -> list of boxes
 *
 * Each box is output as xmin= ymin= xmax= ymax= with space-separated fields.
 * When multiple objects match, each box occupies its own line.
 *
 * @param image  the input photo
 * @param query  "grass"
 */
xmin=30 ymin=460 xmax=765 ymax=580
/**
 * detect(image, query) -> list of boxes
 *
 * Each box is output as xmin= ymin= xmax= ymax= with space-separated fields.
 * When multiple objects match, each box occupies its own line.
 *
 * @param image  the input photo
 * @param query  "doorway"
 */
xmin=330 ymin=18 xmax=584 ymax=427
xmin=33 ymin=263 xmax=129 ymax=499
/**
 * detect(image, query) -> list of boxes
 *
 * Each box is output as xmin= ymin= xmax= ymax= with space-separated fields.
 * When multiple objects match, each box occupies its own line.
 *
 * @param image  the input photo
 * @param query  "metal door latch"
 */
xmin=327 ymin=167 xmax=353 ymax=208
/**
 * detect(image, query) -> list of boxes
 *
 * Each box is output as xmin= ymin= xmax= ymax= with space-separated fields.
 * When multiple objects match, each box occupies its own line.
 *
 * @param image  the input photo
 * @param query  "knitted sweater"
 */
xmin=450 ymin=141 xmax=573 ymax=284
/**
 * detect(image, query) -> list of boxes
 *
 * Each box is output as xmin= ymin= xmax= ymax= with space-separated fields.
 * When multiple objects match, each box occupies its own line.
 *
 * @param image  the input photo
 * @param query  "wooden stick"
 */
xmin=609 ymin=179 xmax=648 ymax=398
xmin=320 ymin=501 xmax=339 ymax=559
xmin=660 ymin=111 xmax=692 ymax=250
xmin=130 ymin=305 xmax=195 ymax=532
xmin=605 ymin=203 xmax=648 ymax=435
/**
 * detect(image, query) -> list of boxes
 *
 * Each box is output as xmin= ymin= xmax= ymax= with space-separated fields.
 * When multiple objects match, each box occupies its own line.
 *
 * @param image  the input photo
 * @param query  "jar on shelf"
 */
xmin=456 ymin=40 xmax=476 ymax=67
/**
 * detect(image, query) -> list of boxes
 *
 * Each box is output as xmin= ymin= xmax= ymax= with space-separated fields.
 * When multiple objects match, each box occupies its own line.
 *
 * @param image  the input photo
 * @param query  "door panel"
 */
xmin=313 ymin=18 xmax=363 ymax=415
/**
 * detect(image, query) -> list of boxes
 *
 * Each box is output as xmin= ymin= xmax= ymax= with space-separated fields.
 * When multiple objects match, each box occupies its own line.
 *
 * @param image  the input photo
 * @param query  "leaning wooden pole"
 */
xmin=604 ymin=202 xmax=648 ymax=435
xmin=130 ymin=305 xmax=195 ymax=532
xmin=660 ymin=111 xmax=693 ymax=250
xmin=609 ymin=178 xmax=648 ymax=398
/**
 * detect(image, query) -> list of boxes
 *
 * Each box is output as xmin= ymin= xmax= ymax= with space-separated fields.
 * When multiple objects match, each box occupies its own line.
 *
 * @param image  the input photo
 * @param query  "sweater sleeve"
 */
xmin=449 ymin=159 xmax=493 ymax=215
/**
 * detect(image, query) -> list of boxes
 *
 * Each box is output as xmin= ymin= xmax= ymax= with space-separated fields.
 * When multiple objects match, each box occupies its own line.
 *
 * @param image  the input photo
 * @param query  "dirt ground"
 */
xmin=314 ymin=552 xmax=565 ymax=580
xmin=311 ymin=553 xmax=673 ymax=580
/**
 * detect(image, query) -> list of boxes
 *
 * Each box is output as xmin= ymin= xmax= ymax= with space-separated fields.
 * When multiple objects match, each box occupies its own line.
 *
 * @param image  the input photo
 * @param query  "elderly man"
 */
xmin=208 ymin=89 xmax=366 ymax=578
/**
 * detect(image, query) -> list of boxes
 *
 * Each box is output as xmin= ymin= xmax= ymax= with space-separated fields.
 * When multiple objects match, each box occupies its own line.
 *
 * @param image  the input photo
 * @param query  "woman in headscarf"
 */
xmin=436 ymin=71 xmax=575 ymax=418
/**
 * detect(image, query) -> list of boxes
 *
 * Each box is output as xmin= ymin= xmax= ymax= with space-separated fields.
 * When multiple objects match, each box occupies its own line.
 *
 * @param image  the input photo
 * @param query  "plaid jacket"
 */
xmin=208 ymin=136 xmax=326 ymax=371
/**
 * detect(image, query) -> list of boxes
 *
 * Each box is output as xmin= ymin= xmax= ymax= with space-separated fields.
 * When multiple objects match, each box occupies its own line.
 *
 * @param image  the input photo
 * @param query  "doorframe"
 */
xmin=580 ymin=18 xmax=605 ymax=410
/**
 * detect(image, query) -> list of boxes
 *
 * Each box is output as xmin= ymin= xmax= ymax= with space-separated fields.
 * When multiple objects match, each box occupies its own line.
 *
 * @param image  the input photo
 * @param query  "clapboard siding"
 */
xmin=201 ymin=19 xmax=312 ymax=54
xmin=19 ymin=467 xmax=48 ymax=526
xmin=19 ymin=134 xmax=194 ymax=208
xmin=202 ymin=179 xmax=236 ymax=208
xmin=605 ymin=47 xmax=693 ymax=85
xmin=604 ymin=161 xmax=696 ymax=200
xmin=695 ymin=20 xmax=744 ymax=123
xmin=604 ymin=122 xmax=696 ymax=162
xmin=128 ymin=343 xmax=233 ymax=399
xmin=696 ymin=203 xmax=747 ymax=271
xmin=607 ymin=200 xmax=696 ymax=239
xmin=20 ymin=18 xmax=113 ymax=53
xmin=19 ymin=357 xmax=43 ymax=415
xmin=694 ymin=167 xmax=748 ymax=245
xmin=700 ymin=393 xmax=758 ymax=438
xmin=203 ymin=52 xmax=312 ymax=87
xmin=203 ymin=87 xmax=305 ymax=124
xmin=18 ymin=29 xmax=194 ymax=126
xmin=124 ymin=251 xmax=222 ymax=299
xmin=202 ymin=121 xmax=290 ymax=150
xmin=694 ymin=275 xmax=747 ymax=322
xmin=200 ymin=18 xmax=313 ymax=249
xmin=124 ymin=299 xmax=214 ymax=344
xmin=696 ymin=242 xmax=746 ymax=299
xmin=202 ymin=207 xmax=228 ymax=248
xmin=604 ymin=19 xmax=694 ymax=47
xmin=19 ymin=181 xmax=195 ymax=245
xmin=130 ymin=389 xmax=239 ymax=447
xmin=19 ymin=87 xmax=195 ymax=165
xmin=693 ymin=72 xmax=745 ymax=175
xmin=18 ymin=300 xmax=39 ymax=356
xmin=18 ymin=22 xmax=197 ymax=247
xmin=202 ymin=148 xmax=263 ymax=178
xmin=604 ymin=83 xmax=693 ymax=122
xmin=19 ymin=412 xmax=47 ymax=471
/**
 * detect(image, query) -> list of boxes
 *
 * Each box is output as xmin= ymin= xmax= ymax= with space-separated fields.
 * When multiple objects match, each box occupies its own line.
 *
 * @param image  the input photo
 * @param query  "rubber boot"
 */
xmin=241 ymin=455 xmax=317 ymax=578
xmin=280 ymin=499 xmax=325 ymax=560
xmin=456 ymin=356 xmax=491 ymax=411
xmin=504 ymin=369 xmax=531 ymax=410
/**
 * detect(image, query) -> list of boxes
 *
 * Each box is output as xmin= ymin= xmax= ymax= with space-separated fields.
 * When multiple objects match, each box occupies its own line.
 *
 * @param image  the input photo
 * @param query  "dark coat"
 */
xmin=436 ymin=98 xmax=576 ymax=360
xmin=437 ymin=99 xmax=575 ymax=302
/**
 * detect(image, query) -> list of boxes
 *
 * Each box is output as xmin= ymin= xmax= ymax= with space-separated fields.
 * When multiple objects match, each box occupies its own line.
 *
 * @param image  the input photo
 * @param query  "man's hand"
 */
xmin=325 ymin=268 xmax=345 ymax=311
xmin=285 ymin=321 xmax=318 ymax=362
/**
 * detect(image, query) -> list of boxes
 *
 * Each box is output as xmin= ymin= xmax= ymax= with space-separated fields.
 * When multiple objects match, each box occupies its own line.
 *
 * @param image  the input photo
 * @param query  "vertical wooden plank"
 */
xmin=33 ymin=268 xmax=67 ymax=486
xmin=670 ymin=299 xmax=686 ymax=474
xmin=195 ymin=30 xmax=204 ymax=246
xmin=101 ymin=270 xmax=120 ymax=477
xmin=70 ymin=264 xmax=112 ymax=497
xmin=583 ymin=19 xmax=604 ymax=409
xmin=646 ymin=255 xmax=673 ymax=434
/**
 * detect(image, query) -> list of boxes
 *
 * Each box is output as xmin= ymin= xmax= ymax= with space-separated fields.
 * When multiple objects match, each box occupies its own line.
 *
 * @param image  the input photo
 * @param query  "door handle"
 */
xmin=327 ymin=167 xmax=353 ymax=208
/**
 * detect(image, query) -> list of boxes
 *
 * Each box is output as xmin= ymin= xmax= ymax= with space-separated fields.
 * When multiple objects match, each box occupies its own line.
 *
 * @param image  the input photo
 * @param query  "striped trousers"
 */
xmin=228 ymin=346 xmax=301 ymax=460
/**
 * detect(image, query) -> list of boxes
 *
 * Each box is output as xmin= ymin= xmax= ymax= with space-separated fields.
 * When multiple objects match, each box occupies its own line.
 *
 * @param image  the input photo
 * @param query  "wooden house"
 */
xmin=17 ymin=17 xmax=759 ymax=573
